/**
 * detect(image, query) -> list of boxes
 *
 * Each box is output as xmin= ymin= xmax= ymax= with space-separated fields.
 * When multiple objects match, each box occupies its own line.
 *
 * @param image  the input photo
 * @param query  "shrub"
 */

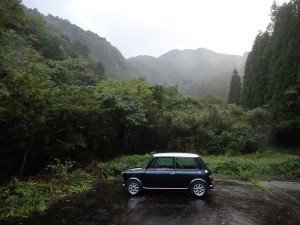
xmin=192 ymin=104 xmax=272 ymax=155
xmin=1 ymin=178 xmax=50 ymax=218
xmin=204 ymin=153 xmax=300 ymax=181
xmin=1 ymin=160 xmax=93 ymax=219
xmin=270 ymin=158 xmax=300 ymax=179
xmin=97 ymin=154 xmax=151 ymax=178
xmin=214 ymin=160 xmax=255 ymax=178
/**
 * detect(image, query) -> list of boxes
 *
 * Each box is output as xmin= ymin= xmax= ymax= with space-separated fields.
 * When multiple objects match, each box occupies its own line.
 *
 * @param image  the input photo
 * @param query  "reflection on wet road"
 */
xmin=2 ymin=180 xmax=300 ymax=225
xmin=118 ymin=194 xmax=219 ymax=225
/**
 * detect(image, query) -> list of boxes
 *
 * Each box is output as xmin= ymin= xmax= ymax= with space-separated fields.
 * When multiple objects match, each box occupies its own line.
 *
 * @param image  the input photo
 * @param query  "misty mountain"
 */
xmin=128 ymin=48 xmax=248 ymax=98
xmin=44 ymin=14 xmax=134 ymax=79
xmin=42 ymin=13 xmax=247 ymax=97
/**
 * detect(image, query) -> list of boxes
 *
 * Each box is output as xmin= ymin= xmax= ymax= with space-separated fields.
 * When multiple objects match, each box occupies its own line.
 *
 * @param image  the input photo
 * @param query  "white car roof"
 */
xmin=153 ymin=152 xmax=200 ymax=158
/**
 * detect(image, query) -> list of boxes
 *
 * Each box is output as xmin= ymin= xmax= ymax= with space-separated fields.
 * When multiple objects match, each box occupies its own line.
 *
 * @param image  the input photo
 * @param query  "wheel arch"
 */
xmin=189 ymin=178 xmax=208 ymax=188
xmin=126 ymin=177 xmax=143 ymax=187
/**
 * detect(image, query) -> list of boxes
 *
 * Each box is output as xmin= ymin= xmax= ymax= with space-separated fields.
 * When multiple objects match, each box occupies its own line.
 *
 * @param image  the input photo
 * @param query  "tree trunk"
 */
xmin=18 ymin=149 xmax=29 ymax=179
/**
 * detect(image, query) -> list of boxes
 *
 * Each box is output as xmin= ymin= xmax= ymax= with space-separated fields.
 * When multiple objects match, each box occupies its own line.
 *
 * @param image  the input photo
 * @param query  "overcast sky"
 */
xmin=22 ymin=0 xmax=287 ymax=58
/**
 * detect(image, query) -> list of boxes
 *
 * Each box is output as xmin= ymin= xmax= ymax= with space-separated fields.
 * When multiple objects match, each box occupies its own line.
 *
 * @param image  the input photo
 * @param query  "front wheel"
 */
xmin=190 ymin=181 xmax=207 ymax=198
xmin=126 ymin=180 xmax=142 ymax=196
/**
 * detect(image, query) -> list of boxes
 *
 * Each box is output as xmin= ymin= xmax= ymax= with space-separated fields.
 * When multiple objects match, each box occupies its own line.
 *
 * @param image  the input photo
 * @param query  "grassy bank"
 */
xmin=97 ymin=151 xmax=300 ymax=181
xmin=203 ymin=152 xmax=300 ymax=181
xmin=0 ymin=160 xmax=93 ymax=219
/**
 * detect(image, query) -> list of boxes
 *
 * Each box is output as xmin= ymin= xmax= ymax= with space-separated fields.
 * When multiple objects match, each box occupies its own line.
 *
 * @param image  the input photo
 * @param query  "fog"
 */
xmin=22 ymin=0 xmax=288 ymax=58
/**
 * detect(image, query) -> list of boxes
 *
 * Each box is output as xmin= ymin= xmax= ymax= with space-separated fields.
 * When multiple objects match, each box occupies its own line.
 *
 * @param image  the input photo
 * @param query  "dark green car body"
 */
xmin=122 ymin=153 xmax=214 ymax=197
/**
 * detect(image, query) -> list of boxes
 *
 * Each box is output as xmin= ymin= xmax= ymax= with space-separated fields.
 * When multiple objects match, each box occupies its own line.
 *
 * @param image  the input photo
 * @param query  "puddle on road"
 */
xmin=2 ymin=179 xmax=300 ymax=225
xmin=116 ymin=190 xmax=220 ymax=225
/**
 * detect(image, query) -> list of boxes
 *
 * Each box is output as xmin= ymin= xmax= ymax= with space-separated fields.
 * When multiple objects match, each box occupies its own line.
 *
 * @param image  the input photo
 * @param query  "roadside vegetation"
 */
xmin=0 ymin=160 xmax=93 ymax=219
xmin=97 ymin=151 xmax=300 ymax=181
xmin=204 ymin=151 xmax=300 ymax=181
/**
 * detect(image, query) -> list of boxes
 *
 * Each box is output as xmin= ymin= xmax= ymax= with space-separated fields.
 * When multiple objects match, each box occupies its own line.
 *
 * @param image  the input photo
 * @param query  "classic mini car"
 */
xmin=122 ymin=153 xmax=214 ymax=197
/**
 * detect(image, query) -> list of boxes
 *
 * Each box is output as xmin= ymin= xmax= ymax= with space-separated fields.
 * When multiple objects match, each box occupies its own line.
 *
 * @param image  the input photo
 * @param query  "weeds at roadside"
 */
xmin=250 ymin=179 xmax=273 ymax=195
xmin=0 ymin=160 xmax=93 ymax=220
xmin=203 ymin=152 xmax=300 ymax=181
xmin=96 ymin=152 xmax=300 ymax=181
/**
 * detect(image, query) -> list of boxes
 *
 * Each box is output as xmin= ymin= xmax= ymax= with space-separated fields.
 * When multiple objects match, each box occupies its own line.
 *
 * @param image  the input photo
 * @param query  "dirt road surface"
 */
xmin=2 ymin=179 xmax=300 ymax=225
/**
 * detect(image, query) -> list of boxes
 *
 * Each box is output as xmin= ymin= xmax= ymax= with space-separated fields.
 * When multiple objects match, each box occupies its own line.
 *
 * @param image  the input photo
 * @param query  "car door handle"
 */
xmin=170 ymin=172 xmax=176 ymax=175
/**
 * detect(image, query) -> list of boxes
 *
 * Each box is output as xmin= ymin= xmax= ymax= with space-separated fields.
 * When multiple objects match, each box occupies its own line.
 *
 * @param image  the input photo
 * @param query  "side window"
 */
xmin=176 ymin=157 xmax=198 ymax=169
xmin=198 ymin=157 xmax=208 ymax=169
xmin=149 ymin=157 xmax=174 ymax=169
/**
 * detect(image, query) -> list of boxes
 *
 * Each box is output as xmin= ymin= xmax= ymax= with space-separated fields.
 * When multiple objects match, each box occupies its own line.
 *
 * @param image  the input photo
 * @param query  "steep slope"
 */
xmin=128 ymin=48 xmax=247 ymax=98
xmin=44 ymin=14 xmax=135 ymax=79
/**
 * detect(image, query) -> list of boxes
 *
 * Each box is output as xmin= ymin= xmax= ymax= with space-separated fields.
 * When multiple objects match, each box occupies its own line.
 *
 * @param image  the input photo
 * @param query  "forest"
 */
xmin=242 ymin=0 xmax=300 ymax=144
xmin=0 ymin=0 xmax=299 ymax=183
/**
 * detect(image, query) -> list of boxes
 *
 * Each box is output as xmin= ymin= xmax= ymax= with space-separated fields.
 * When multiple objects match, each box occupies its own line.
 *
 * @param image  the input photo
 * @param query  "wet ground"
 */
xmin=2 ymin=179 xmax=300 ymax=225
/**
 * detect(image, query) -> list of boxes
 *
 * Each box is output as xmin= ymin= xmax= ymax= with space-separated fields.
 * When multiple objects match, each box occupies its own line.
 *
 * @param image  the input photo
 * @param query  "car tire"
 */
xmin=126 ymin=180 xmax=142 ymax=196
xmin=190 ymin=181 xmax=207 ymax=198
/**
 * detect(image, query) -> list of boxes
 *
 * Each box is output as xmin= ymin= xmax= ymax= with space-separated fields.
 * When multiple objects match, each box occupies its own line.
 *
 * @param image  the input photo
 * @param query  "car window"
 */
xmin=197 ymin=157 xmax=208 ymax=169
xmin=176 ymin=157 xmax=198 ymax=169
xmin=149 ymin=157 xmax=174 ymax=169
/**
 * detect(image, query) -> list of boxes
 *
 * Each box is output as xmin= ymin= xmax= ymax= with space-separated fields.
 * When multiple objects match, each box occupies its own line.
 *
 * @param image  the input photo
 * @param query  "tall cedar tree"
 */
xmin=228 ymin=69 xmax=242 ymax=105
xmin=242 ymin=0 xmax=300 ymax=144
xmin=241 ymin=31 xmax=271 ymax=108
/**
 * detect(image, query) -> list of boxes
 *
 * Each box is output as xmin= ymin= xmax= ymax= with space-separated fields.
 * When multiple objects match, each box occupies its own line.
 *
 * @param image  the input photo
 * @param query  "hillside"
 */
xmin=128 ymin=48 xmax=248 ymax=98
xmin=43 ymin=14 xmax=135 ymax=79
xmin=44 ymin=13 xmax=247 ymax=97
xmin=41 ymin=13 xmax=247 ymax=97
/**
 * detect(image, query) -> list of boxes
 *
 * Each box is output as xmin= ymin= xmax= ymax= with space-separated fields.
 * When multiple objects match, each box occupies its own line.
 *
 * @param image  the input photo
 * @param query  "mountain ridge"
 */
xmin=43 ymin=14 xmax=135 ymax=79
xmin=41 ymin=12 xmax=247 ymax=98
xmin=128 ymin=48 xmax=247 ymax=97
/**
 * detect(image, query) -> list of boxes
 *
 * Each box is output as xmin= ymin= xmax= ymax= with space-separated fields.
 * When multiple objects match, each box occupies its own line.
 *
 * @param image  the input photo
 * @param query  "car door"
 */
xmin=173 ymin=157 xmax=199 ymax=188
xmin=143 ymin=157 xmax=175 ymax=188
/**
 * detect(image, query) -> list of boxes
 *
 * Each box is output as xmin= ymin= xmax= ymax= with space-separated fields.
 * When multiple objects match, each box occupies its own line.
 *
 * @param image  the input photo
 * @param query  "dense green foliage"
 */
xmin=0 ymin=0 xmax=272 ymax=180
xmin=1 ymin=0 xmax=299 ymax=182
xmin=0 ymin=2 xmax=105 ymax=179
xmin=97 ymin=154 xmax=152 ymax=178
xmin=242 ymin=0 xmax=300 ymax=145
xmin=204 ymin=152 xmax=300 ymax=181
xmin=0 ymin=160 xmax=92 ymax=219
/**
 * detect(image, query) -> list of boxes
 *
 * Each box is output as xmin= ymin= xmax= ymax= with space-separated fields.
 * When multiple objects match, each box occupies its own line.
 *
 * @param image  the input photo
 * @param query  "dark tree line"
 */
xmin=241 ymin=0 xmax=300 ymax=145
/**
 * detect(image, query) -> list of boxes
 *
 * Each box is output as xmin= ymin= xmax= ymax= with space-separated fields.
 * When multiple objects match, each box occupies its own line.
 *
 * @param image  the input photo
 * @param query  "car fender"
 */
xmin=189 ymin=178 xmax=208 ymax=188
xmin=126 ymin=177 xmax=143 ymax=187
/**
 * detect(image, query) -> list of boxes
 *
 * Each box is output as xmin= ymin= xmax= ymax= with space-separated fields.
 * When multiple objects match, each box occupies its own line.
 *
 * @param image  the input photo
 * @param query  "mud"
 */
xmin=2 ymin=179 xmax=300 ymax=225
